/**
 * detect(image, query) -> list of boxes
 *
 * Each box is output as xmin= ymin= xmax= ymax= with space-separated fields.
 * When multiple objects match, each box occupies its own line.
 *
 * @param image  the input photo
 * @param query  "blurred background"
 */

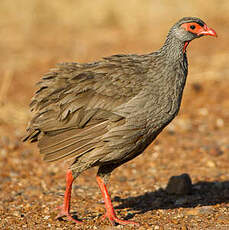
xmin=0 ymin=1 xmax=228 ymax=228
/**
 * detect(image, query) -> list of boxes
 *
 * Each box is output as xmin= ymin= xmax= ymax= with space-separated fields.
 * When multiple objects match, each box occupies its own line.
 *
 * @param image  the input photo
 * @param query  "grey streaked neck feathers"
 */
xmin=159 ymin=31 xmax=186 ymax=62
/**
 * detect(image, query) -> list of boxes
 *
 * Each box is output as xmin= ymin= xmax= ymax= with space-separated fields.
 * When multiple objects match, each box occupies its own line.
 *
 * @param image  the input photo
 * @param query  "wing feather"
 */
xmin=24 ymin=55 xmax=151 ymax=164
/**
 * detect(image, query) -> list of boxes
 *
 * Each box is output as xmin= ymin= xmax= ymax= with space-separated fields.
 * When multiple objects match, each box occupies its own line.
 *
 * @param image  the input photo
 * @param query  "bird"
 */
xmin=24 ymin=17 xmax=217 ymax=226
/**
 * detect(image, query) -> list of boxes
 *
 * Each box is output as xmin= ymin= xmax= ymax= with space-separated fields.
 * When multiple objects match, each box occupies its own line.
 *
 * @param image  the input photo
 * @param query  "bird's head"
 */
xmin=168 ymin=17 xmax=217 ymax=53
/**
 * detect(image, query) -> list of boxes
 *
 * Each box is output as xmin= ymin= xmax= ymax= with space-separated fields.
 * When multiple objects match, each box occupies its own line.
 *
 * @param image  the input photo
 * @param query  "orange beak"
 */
xmin=197 ymin=25 xmax=217 ymax=37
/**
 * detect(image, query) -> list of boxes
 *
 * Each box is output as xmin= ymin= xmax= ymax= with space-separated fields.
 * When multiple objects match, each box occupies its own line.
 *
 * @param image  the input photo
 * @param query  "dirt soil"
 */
xmin=0 ymin=1 xmax=228 ymax=230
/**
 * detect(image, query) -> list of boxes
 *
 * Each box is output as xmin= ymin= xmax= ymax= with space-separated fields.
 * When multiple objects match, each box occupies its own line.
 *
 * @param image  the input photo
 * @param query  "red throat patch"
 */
xmin=183 ymin=41 xmax=189 ymax=53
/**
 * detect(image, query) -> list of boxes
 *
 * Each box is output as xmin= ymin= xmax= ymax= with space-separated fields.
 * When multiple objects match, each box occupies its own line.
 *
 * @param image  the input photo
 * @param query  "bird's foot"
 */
xmin=102 ymin=212 xmax=139 ymax=226
xmin=55 ymin=205 xmax=82 ymax=224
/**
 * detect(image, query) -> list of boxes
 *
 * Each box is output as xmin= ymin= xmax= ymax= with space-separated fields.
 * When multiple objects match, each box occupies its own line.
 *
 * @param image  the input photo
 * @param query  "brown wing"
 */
xmin=24 ymin=55 xmax=150 ymax=163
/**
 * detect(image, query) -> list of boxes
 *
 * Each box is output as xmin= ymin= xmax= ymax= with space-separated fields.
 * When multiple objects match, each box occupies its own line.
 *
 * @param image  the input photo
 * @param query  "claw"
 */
xmin=102 ymin=211 xmax=139 ymax=226
xmin=55 ymin=205 xmax=82 ymax=224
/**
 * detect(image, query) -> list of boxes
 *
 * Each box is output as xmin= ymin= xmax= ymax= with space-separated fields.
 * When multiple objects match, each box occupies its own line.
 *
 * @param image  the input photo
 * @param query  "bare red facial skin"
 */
xmin=183 ymin=41 xmax=189 ymax=53
xmin=181 ymin=22 xmax=217 ymax=37
xmin=181 ymin=22 xmax=217 ymax=53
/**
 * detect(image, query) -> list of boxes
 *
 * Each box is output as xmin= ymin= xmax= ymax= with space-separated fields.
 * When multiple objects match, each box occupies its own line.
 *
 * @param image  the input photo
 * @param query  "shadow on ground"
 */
xmin=114 ymin=180 xmax=229 ymax=219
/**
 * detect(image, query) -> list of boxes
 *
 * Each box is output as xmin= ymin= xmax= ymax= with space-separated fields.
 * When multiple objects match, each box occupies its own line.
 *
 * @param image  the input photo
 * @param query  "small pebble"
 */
xmin=13 ymin=211 xmax=21 ymax=217
xmin=216 ymin=118 xmax=224 ymax=128
xmin=44 ymin=215 xmax=50 ymax=220
xmin=176 ymin=118 xmax=193 ymax=131
xmin=166 ymin=173 xmax=192 ymax=195
xmin=198 ymin=108 xmax=208 ymax=116
xmin=191 ymin=82 xmax=203 ymax=93
xmin=206 ymin=160 xmax=216 ymax=168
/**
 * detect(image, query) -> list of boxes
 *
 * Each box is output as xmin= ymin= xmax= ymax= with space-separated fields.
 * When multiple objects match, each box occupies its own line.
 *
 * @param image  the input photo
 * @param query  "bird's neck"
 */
xmin=159 ymin=34 xmax=187 ymax=62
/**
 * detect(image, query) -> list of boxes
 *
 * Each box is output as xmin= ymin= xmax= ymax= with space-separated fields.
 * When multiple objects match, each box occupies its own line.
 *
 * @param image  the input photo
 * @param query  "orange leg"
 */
xmin=56 ymin=170 xmax=82 ymax=224
xmin=96 ymin=175 xmax=139 ymax=226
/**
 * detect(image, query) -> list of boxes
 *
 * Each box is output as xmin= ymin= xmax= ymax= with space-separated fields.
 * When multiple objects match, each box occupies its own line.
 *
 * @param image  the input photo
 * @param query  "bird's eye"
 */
xmin=190 ymin=25 xmax=196 ymax=30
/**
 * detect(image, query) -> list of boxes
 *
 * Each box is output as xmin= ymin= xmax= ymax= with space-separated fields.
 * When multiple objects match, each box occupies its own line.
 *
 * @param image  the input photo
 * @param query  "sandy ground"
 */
xmin=0 ymin=1 xmax=228 ymax=229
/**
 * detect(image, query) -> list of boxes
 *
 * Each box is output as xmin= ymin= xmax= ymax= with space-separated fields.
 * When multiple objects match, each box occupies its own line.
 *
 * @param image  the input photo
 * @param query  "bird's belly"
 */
xmin=101 ymin=91 xmax=183 ymax=164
